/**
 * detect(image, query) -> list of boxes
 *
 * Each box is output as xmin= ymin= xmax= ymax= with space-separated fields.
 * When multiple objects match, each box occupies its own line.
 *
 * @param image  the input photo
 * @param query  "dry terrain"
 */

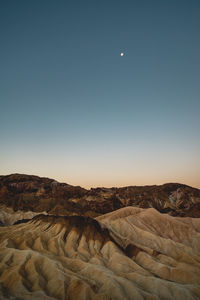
xmin=0 ymin=174 xmax=200 ymax=299
xmin=0 ymin=207 xmax=200 ymax=299
xmin=0 ymin=174 xmax=200 ymax=221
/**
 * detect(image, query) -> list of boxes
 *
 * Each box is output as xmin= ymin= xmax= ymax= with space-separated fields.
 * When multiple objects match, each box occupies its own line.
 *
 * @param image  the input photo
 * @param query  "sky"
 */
xmin=0 ymin=0 xmax=200 ymax=188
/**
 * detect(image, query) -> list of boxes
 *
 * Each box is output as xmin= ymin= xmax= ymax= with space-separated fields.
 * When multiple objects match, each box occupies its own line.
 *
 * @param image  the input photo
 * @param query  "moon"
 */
xmin=120 ymin=52 xmax=124 ymax=56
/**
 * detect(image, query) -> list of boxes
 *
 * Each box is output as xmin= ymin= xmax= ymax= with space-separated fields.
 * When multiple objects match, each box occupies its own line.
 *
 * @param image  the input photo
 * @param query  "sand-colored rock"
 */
xmin=0 ymin=205 xmax=47 ymax=225
xmin=0 ymin=207 xmax=200 ymax=299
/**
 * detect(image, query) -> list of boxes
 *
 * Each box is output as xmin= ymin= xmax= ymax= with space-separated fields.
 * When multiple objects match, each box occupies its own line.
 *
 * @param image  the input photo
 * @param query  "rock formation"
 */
xmin=0 ymin=207 xmax=200 ymax=299
xmin=0 ymin=174 xmax=200 ymax=299
xmin=0 ymin=174 xmax=200 ymax=226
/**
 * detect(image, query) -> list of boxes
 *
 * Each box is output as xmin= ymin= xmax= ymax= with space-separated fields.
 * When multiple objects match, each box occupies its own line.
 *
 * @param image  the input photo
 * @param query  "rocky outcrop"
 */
xmin=0 ymin=174 xmax=200 ymax=223
xmin=0 ymin=174 xmax=87 ymax=215
xmin=0 ymin=207 xmax=200 ymax=299
xmin=0 ymin=205 xmax=47 ymax=226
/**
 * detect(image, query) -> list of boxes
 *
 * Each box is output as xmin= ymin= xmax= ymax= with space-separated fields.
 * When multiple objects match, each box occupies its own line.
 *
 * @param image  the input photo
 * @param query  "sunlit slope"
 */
xmin=0 ymin=208 xmax=200 ymax=299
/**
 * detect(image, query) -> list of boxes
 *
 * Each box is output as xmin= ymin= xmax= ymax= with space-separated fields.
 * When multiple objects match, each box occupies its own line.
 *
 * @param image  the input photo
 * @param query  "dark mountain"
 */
xmin=0 ymin=174 xmax=200 ymax=217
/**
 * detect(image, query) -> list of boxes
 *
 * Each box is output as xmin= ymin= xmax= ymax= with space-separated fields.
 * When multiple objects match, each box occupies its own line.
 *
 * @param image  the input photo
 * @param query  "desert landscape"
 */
xmin=0 ymin=174 xmax=200 ymax=299
xmin=1 ymin=0 xmax=199 ymax=299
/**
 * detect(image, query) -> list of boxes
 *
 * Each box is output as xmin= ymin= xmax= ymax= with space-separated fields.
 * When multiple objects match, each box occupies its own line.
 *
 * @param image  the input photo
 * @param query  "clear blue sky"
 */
xmin=1 ymin=0 xmax=200 ymax=188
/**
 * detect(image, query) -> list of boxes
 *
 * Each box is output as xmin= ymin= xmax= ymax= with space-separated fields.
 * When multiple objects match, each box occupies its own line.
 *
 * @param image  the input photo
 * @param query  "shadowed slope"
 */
xmin=0 ymin=208 xmax=200 ymax=299
xmin=0 ymin=174 xmax=200 ymax=222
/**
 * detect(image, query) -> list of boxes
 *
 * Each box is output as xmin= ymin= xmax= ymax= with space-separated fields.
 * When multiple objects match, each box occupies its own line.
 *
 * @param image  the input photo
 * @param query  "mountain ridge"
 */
xmin=1 ymin=173 xmax=198 ymax=190
xmin=0 ymin=174 xmax=200 ymax=221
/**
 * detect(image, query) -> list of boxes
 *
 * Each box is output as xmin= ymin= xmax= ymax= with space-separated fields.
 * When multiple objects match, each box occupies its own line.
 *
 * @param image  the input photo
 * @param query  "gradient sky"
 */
xmin=1 ymin=0 xmax=200 ymax=188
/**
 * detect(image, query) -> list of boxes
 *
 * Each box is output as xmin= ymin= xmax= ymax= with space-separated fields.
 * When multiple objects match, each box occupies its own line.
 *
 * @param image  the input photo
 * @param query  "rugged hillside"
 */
xmin=0 ymin=174 xmax=86 ymax=213
xmin=0 ymin=207 xmax=200 ymax=299
xmin=0 ymin=174 xmax=200 ymax=224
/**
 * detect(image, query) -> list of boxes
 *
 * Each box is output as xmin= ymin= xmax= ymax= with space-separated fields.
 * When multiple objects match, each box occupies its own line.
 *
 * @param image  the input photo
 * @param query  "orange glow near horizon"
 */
xmin=1 ymin=170 xmax=199 ymax=190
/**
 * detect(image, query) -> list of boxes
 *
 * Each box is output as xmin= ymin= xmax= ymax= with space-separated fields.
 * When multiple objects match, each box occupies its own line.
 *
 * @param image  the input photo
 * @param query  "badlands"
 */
xmin=0 ymin=174 xmax=200 ymax=299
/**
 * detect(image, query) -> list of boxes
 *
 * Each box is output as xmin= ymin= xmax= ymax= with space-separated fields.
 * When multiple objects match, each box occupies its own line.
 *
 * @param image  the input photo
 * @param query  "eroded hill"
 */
xmin=0 ymin=207 xmax=200 ymax=299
